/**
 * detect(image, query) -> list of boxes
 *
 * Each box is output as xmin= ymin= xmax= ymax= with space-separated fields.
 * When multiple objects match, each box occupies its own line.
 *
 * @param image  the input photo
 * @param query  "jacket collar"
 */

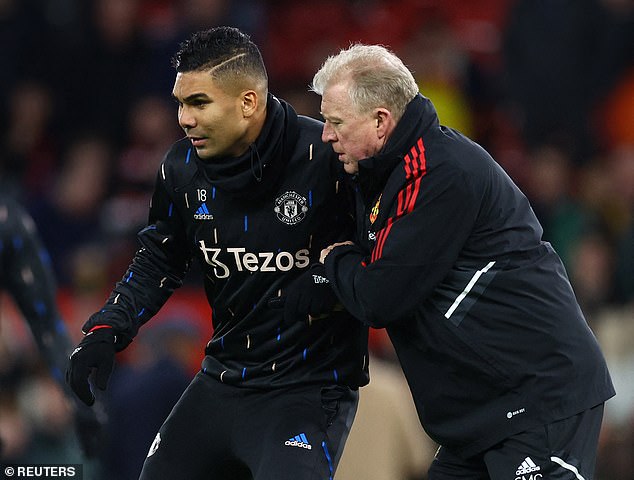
xmin=356 ymin=94 xmax=438 ymax=201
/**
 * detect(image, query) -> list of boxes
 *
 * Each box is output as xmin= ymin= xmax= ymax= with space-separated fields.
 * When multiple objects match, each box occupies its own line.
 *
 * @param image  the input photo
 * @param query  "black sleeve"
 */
xmin=82 ymin=167 xmax=192 ymax=349
xmin=0 ymin=197 xmax=73 ymax=383
xmin=325 ymin=162 xmax=480 ymax=327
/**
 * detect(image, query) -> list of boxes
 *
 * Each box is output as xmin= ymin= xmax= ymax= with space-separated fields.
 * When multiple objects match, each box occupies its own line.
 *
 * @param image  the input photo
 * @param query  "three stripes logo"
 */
xmin=516 ymin=456 xmax=541 ymax=476
xmin=285 ymin=433 xmax=312 ymax=450
xmin=194 ymin=203 xmax=213 ymax=220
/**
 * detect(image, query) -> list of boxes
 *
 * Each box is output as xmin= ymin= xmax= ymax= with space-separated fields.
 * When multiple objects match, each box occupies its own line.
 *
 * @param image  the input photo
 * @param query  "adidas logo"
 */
xmin=194 ymin=203 xmax=213 ymax=220
xmin=516 ymin=457 xmax=541 ymax=476
xmin=284 ymin=433 xmax=312 ymax=450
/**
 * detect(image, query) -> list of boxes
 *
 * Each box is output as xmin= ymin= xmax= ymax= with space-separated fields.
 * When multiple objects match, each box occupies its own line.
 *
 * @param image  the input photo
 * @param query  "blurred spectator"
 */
xmin=29 ymin=134 xmax=113 ymax=287
xmin=0 ymin=342 xmax=92 ymax=470
xmin=264 ymin=0 xmax=419 ymax=92
xmin=136 ymin=0 xmax=267 ymax=97
xmin=605 ymin=146 xmax=634 ymax=235
xmin=58 ymin=0 xmax=150 ymax=149
xmin=0 ymin=0 xmax=21 ymax=126
xmin=594 ymin=304 xmax=634 ymax=479
xmin=101 ymin=95 xmax=181 ymax=277
xmin=503 ymin=0 xmax=633 ymax=165
xmin=14 ymin=372 xmax=78 ymax=463
xmin=180 ymin=0 xmax=265 ymax=37
xmin=569 ymin=232 xmax=616 ymax=322
xmin=0 ymin=81 xmax=58 ymax=200
xmin=606 ymin=145 xmax=634 ymax=303
xmin=614 ymin=220 xmax=634 ymax=304
xmin=0 ymin=387 xmax=30 ymax=461
xmin=401 ymin=14 xmax=474 ymax=138
xmin=0 ymin=0 xmax=62 ymax=105
xmin=524 ymin=144 xmax=595 ymax=267
xmin=599 ymin=67 xmax=634 ymax=149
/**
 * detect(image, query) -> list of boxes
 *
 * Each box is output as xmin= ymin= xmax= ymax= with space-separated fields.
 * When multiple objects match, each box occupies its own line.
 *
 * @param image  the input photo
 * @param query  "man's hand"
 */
xmin=283 ymin=263 xmax=338 ymax=324
xmin=319 ymin=241 xmax=354 ymax=263
xmin=66 ymin=327 xmax=116 ymax=406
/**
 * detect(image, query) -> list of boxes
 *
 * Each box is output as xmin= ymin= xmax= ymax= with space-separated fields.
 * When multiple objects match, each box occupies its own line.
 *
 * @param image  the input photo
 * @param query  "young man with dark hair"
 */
xmin=67 ymin=27 xmax=368 ymax=480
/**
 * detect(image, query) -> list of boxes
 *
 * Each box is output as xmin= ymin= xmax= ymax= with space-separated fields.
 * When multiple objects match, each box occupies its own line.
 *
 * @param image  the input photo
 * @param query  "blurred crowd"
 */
xmin=0 ymin=0 xmax=632 ymax=478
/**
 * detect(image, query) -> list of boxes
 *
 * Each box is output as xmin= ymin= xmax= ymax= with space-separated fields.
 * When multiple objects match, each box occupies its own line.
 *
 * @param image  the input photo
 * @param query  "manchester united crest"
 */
xmin=274 ymin=191 xmax=308 ymax=225
xmin=369 ymin=194 xmax=382 ymax=224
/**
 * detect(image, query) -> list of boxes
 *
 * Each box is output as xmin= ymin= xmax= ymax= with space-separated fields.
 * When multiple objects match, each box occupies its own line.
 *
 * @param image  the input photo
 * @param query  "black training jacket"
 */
xmin=325 ymin=94 xmax=614 ymax=457
xmin=0 ymin=195 xmax=74 ymax=387
xmin=84 ymin=95 xmax=369 ymax=390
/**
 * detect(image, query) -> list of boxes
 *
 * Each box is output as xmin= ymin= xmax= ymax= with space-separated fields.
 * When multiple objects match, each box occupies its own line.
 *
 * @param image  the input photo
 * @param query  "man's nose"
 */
xmin=178 ymin=106 xmax=196 ymax=129
xmin=322 ymin=123 xmax=336 ymax=143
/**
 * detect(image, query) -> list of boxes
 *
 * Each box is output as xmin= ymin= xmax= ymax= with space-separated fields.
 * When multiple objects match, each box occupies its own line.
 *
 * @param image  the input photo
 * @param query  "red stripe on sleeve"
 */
xmin=404 ymin=153 xmax=413 ymax=179
xmin=407 ymin=176 xmax=423 ymax=213
xmin=408 ymin=144 xmax=420 ymax=179
xmin=88 ymin=325 xmax=113 ymax=333
xmin=372 ymin=220 xmax=393 ymax=262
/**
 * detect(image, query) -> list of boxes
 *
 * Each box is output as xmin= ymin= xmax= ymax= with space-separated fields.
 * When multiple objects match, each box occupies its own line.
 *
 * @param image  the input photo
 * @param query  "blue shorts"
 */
xmin=429 ymin=403 xmax=605 ymax=480
xmin=138 ymin=371 xmax=358 ymax=480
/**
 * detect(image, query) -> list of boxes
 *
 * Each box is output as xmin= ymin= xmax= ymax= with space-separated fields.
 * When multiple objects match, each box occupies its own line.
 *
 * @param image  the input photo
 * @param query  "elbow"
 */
xmin=354 ymin=296 xmax=409 ymax=329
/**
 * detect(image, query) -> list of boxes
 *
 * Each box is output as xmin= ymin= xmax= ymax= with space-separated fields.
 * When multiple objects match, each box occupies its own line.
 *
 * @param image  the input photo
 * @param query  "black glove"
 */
xmin=282 ymin=263 xmax=338 ymax=324
xmin=66 ymin=327 xmax=116 ymax=406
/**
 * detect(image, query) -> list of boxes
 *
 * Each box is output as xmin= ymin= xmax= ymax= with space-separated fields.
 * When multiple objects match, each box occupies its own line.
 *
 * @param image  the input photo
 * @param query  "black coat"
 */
xmin=84 ymin=95 xmax=369 ymax=390
xmin=325 ymin=94 xmax=615 ymax=457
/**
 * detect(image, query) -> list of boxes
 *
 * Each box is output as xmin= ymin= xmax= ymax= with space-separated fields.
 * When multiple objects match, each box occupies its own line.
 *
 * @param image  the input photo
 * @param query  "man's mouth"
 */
xmin=188 ymin=136 xmax=206 ymax=147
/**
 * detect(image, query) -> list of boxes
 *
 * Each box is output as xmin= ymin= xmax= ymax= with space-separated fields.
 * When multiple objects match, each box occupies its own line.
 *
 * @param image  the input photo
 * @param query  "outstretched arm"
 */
xmin=67 ymin=167 xmax=192 ymax=405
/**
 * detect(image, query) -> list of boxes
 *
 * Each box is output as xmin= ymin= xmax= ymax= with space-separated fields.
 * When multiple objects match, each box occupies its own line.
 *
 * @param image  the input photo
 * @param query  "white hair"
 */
xmin=311 ymin=44 xmax=419 ymax=121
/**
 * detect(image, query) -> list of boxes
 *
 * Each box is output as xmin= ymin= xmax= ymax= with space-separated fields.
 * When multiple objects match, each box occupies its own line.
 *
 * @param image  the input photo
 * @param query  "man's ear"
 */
xmin=375 ymin=108 xmax=393 ymax=138
xmin=241 ymin=90 xmax=258 ymax=118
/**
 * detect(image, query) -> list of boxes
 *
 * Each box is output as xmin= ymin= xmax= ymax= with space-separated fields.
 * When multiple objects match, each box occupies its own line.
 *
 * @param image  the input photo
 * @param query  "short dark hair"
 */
xmin=171 ymin=27 xmax=268 ymax=91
